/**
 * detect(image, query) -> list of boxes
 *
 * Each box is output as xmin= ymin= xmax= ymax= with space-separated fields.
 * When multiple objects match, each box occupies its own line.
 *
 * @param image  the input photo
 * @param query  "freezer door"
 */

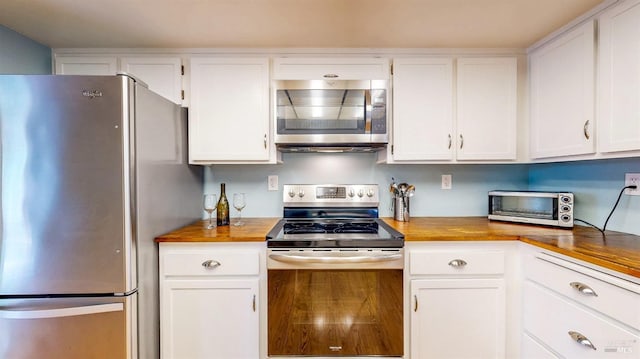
xmin=0 ymin=75 xmax=129 ymax=295
xmin=0 ymin=295 xmax=135 ymax=359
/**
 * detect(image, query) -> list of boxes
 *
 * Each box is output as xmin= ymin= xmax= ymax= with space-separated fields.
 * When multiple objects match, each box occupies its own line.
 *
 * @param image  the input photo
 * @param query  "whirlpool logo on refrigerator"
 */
xmin=82 ymin=89 xmax=103 ymax=99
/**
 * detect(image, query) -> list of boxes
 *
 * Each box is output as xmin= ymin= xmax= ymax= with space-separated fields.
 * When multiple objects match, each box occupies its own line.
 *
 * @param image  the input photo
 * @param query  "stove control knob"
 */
xmin=288 ymin=189 xmax=296 ymax=198
xmin=298 ymin=189 xmax=305 ymax=198
xmin=348 ymin=188 xmax=355 ymax=198
xmin=366 ymin=189 xmax=375 ymax=198
xmin=357 ymin=189 xmax=364 ymax=198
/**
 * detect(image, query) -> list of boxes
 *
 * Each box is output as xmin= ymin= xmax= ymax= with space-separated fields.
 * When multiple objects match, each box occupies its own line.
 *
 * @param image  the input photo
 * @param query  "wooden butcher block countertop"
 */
xmin=156 ymin=217 xmax=640 ymax=279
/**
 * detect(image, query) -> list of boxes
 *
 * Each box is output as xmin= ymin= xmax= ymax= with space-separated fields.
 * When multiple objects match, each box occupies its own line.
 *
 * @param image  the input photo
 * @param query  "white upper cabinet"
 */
xmin=457 ymin=57 xmax=518 ymax=160
xmin=55 ymin=56 xmax=117 ymax=75
xmin=597 ymin=0 xmax=640 ymax=153
xmin=120 ymin=57 xmax=183 ymax=105
xmin=272 ymin=57 xmax=390 ymax=80
xmin=391 ymin=56 xmax=518 ymax=162
xmin=392 ymin=57 xmax=454 ymax=161
xmin=529 ymin=21 xmax=596 ymax=159
xmin=188 ymin=57 xmax=272 ymax=163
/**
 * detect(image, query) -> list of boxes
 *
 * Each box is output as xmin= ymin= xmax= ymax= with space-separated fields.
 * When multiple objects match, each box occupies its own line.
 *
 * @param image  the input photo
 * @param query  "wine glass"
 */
xmin=203 ymin=194 xmax=217 ymax=229
xmin=233 ymin=193 xmax=246 ymax=226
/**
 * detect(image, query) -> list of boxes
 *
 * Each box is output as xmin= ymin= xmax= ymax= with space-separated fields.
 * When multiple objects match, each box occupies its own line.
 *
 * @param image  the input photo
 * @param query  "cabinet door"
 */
xmin=392 ymin=58 xmax=454 ymax=161
xmin=529 ymin=21 xmax=595 ymax=159
xmin=161 ymin=278 xmax=259 ymax=359
xmin=55 ymin=56 xmax=117 ymax=75
xmin=457 ymin=57 xmax=517 ymax=160
xmin=411 ymin=278 xmax=506 ymax=359
xmin=189 ymin=57 xmax=270 ymax=163
xmin=120 ymin=57 xmax=183 ymax=104
xmin=598 ymin=0 xmax=640 ymax=153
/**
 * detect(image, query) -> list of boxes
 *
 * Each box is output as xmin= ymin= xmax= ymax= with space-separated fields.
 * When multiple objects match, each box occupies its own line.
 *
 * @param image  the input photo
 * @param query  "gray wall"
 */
xmin=206 ymin=154 xmax=640 ymax=236
xmin=0 ymin=25 xmax=51 ymax=74
xmin=529 ymin=158 xmax=640 ymax=235
xmin=205 ymin=153 xmax=530 ymax=219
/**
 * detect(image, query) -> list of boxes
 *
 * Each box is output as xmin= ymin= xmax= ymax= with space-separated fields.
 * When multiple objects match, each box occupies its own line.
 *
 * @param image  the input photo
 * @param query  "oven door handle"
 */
xmin=268 ymin=253 xmax=402 ymax=264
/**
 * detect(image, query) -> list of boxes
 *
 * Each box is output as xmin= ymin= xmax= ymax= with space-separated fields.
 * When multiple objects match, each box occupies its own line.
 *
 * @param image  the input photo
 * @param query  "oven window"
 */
xmin=268 ymin=269 xmax=403 ymax=356
xmin=490 ymin=195 xmax=556 ymax=220
xmin=276 ymin=89 xmax=366 ymax=134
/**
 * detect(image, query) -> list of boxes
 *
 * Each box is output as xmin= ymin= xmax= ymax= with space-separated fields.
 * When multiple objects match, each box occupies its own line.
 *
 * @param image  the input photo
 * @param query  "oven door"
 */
xmin=267 ymin=249 xmax=403 ymax=357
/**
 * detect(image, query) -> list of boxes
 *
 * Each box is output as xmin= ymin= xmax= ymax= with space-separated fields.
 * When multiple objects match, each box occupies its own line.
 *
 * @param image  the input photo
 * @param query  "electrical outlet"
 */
xmin=441 ymin=174 xmax=452 ymax=190
xmin=625 ymin=173 xmax=640 ymax=196
xmin=268 ymin=175 xmax=278 ymax=191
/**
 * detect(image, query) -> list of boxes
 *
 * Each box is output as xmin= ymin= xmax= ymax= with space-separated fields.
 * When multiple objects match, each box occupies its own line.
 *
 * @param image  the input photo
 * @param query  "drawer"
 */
xmin=162 ymin=250 xmax=260 ymax=276
xmin=524 ymin=281 xmax=640 ymax=358
xmin=525 ymin=255 xmax=640 ymax=330
xmin=409 ymin=250 xmax=504 ymax=275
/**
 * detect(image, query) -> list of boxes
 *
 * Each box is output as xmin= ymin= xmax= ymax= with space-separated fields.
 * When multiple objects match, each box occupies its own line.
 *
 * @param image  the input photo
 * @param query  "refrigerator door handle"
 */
xmin=0 ymin=302 xmax=123 ymax=319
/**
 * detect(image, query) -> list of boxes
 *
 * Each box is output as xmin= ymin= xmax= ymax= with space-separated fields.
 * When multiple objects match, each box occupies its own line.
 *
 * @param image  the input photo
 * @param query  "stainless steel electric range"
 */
xmin=266 ymin=184 xmax=404 ymax=358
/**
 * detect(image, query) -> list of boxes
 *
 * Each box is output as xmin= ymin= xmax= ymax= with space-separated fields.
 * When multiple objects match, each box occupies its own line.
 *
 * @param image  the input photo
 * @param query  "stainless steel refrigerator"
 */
xmin=0 ymin=74 xmax=203 ymax=359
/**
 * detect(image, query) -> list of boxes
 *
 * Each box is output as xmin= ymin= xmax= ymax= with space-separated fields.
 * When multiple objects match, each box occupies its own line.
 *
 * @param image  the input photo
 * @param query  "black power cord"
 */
xmin=574 ymin=184 xmax=638 ymax=237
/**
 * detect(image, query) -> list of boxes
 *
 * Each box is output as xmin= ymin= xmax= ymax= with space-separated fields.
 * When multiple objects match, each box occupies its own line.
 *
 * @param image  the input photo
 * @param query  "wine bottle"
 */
xmin=216 ymin=183 xmax=230 ymax=226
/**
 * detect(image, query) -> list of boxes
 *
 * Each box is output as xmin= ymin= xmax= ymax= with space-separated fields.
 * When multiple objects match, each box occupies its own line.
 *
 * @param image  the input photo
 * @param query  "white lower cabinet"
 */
xmin=411 ymin=278 xmax=506 ymax=358
xmin=522 ymin=246 xmax=640 ymax=358
xmin=159 ymin=243 xmax=263 ymax=359
xmin=408 ymin=243 xmax=511 ymax=359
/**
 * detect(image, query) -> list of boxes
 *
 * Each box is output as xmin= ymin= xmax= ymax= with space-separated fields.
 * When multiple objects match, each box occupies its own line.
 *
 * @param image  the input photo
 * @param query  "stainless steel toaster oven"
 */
xmin=488 ymin=191 xmax=574 ymax=228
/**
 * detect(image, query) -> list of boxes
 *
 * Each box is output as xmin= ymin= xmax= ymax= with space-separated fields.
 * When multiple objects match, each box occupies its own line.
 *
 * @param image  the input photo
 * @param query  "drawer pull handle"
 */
xmin=448 ymin=134 xmax=452 ymax=149
xmin=252 ymin=294 xmax=256 ymax=312
xmin=448 ymin=259 xmax=467 ymax=268
xmin=202 ymin=260 xmax=221 ymax=269
xmin=570 ymin=282 xmax=598 ymax=297
xmin=414 ymin=295 xmax=418 ymax=312
xmin=323 ymin=74 xmax=339 ymax=79
xmin=569 ymin=331 xmax=597 ymax=350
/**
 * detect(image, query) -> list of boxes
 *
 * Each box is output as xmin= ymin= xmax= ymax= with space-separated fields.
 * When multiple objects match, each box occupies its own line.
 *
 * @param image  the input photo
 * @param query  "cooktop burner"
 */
xmin=283 ymin=220 xmax=379 ymax=235
xmin=267 ymin=218 xmax=403 ymax=248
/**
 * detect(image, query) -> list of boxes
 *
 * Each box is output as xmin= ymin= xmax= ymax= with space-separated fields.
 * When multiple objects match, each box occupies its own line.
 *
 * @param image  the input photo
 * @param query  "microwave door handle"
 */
xmin=365 ymin=89 xmax=372 ymax=134
xmin=0 ymin=303 xmax=123 ymax=320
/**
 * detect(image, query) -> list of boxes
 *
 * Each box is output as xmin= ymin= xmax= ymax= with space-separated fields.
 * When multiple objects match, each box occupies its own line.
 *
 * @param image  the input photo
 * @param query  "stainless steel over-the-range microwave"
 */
xmin=273 ymin=79 xmax=388 ymax=151
xmin=488 ymin=191 xmax=574 ymax=228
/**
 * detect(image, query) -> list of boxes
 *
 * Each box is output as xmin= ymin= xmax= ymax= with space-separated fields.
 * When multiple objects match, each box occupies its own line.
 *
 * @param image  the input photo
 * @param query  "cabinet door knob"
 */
xmin=569 ymin=282 xmax=598 ymax=297
xmin=583 ymin=120 xmax=590 ymax=140
xmin=202 ymin=260 xmax=221 ymax=269
xmin=448 ymin=259 xmax=468 ymax=268
xmin=568 ymin=331 xmax=597 ymax=350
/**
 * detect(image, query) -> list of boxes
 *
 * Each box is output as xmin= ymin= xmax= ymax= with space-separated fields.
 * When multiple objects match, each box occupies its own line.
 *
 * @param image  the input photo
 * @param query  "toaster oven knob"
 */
xmin=348 ymin=189 xmax=355 ymax=198
xmin=561 ymin=196 xmax=572 ymax=204
xmin=298 ymin=189 xmax=305 ymax=198
xmin=561 ymin=214 xmax=572 ymax=222
xmin=366 ymin=189 xmax=375 ymax=198
xmin=288 ymin=189 xmax=296 ymax=198
xmin=357 ymin=189 xmax=364 ymax=198
xmin=561 ymin=205 xmax=571 ymax=213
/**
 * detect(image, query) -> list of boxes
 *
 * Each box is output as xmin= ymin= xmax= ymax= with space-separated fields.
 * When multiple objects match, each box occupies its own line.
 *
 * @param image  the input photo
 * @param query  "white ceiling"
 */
xmin=0 ymin=0 xmax=604 ymax=49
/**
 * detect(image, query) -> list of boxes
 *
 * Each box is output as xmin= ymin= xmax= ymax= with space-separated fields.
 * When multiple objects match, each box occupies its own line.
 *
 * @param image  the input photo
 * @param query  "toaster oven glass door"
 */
xmin=489 ymin=195 xmax=558 ymax=220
